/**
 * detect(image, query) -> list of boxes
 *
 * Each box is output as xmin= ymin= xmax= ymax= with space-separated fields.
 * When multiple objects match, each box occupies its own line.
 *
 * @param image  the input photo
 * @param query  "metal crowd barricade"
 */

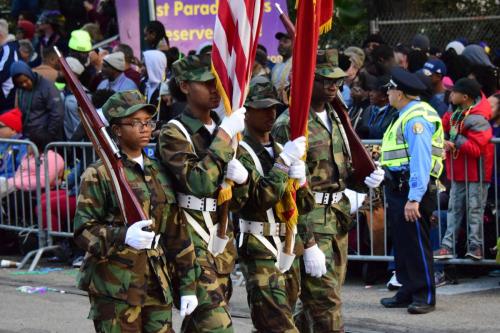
xmin=0 ymin=138 xmax=60 ymax=270
xmin=40 ymin=139 xmax=500 ymax=266
xmin=347 ymin=139 xmax=500 ymax=266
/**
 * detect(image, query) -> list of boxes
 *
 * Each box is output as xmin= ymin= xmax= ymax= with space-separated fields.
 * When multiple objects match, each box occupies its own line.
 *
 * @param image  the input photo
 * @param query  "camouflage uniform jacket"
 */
xmin=273 ymin=103 xmax=365 ymax=235
xmin=73 ymin=154 xmax=197 ymax=306
xmin=156 ymin=108 xmax=237 ymax=274
xmin=231 ymin=132 xmax=316 ymax=259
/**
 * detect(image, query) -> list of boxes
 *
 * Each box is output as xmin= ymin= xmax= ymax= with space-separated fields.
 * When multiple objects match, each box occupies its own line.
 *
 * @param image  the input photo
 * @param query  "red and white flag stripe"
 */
xmin=212 ymin=0 xmax=264 ymax=114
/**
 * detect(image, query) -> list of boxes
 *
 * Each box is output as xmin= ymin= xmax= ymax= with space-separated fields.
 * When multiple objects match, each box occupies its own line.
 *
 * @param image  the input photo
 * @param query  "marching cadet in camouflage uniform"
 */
xmin=273 ymin=51 xmax=384 ymax=333
xmin=157 ymin=54 xmax=246 ymax=333
xmin=230 ymin=76 xmax=317 ymax=333
xmin=73 ymin=90 xmax=198 ymax=333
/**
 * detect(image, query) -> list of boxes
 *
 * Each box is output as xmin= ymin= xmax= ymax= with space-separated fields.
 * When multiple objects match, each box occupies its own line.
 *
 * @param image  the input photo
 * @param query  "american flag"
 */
xmin=211 ymin=0 xmax=264 ymax=115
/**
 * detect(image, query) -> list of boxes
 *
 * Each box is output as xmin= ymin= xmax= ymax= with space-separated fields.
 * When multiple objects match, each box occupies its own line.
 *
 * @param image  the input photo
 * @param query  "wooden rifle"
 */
xmin=54 ymin=47 xmax=147 ymax=225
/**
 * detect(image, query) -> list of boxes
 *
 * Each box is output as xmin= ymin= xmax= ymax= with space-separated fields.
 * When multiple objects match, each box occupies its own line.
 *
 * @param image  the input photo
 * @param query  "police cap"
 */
xmin=387 ymin=67 xmax=427 ymax=96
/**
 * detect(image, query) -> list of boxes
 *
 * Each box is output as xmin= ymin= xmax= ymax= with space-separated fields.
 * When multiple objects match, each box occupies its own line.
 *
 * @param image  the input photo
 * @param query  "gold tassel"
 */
xmin=319 ymin=18 xmax=332 ymax=35
xmin=217 ymin=180 xmax=234 ymax=205
xmin=275 ymin=179 xmax=300 ymax=229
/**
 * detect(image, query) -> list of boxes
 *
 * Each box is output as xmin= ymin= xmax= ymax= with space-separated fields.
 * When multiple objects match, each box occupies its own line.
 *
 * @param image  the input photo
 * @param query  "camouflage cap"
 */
xmin=102 ymin=90 xmax=157 ymax=122
xmin=244 ymin=76 xmax=281 ymax=109
xmin=172 ymin=54 xmax=215 ymax=82
xmin=315 ymin=48 xmax=347 ymax=79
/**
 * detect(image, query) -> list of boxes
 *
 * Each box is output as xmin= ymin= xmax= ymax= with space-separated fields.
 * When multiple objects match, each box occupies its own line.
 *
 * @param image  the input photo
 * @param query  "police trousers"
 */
xmin=385 ymin=182 xmax=436 ymax=305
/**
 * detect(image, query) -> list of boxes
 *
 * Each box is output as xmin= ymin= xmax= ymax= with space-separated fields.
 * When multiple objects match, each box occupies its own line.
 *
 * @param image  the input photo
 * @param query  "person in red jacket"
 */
xmin=434 ymin=78 xmax=493 ymax=260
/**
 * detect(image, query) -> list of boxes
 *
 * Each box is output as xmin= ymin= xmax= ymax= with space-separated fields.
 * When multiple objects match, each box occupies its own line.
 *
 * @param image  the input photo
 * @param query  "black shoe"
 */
xmin=407 ymin=302 xmax=435 ymax=314
xmin=380 ymin=296 xmax=411 ymax=308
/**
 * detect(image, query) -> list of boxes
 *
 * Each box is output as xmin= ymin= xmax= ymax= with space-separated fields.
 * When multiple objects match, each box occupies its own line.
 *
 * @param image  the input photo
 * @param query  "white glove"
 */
xmin=124 ymin=220 xmax=155 ymax=250
xmin=219 ymin=107 xmax=246 ymax=138
xmin=364 ymin=166 xmax=385 ymax=189
xmin=226 ymin=159 xmax=248 ymax=184
xmin=280 ymin=136 xmax=306 ymax=166
xmin=289 ymin=160 xmax=307 ymax=186
xmin=303 ymin=244 xmax=327 ymax=278
xmin=180 ymin=295 xmax=198 ymax=317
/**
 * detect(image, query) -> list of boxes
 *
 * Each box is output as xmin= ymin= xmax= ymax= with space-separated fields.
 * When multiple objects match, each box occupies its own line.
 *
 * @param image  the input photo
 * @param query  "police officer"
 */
xmin=273 ymin=50 xmax=384 ymax=332
xmin=230 ymin=76 xmax=314 ymax=333
xmin=74 ymin=91 xmax=198 ymax=332
xmin=157 ymin=54 xmax=245 ymax=332
xmin=379 ymin=67 xmax=444 ymax=314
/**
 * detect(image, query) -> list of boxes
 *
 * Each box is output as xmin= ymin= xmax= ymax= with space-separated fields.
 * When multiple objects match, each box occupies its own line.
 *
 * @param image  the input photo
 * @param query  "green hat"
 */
xmin=244 ymin=76 xmax=281 ymax=109
xmin=315 ymin=49 xmax=347 ymax=79
xmin=172 ymin=54 xmax=215 ymax=82
xmin=102 ymin=90 xmax=157 ymax=122
xmin=68 ymin=30 xmax=92 ymax=52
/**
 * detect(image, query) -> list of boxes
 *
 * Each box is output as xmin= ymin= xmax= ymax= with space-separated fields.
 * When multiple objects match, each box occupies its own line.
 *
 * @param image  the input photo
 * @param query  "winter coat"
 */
xmin=442 ymin=94 xmax=494 ymax=182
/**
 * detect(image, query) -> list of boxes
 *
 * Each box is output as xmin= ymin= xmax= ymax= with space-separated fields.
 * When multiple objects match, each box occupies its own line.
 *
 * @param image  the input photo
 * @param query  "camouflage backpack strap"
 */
xmin=239 ymin=140 xmax=282 ymax=260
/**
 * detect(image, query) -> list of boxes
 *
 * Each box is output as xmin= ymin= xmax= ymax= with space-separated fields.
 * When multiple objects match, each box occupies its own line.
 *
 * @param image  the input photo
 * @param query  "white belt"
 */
xmin=313 ymin=191 xmax=344 ymax=205
xmin=239 ymin=219 xmax=289 ymax=237
xmin=177 ymin=193 xmax=217 ymax=212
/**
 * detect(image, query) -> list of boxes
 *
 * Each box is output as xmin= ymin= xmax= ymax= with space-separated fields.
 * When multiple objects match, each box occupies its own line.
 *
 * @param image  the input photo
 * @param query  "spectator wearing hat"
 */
xmin=356 ymin=75 xmax=399 ymax=139
xmin=411 ymin=34 xmax=430 ymax=53
xmin=96 ymin=52 xmax=138 ymax=92
xmin=16 ymin=20 xmax=35 ymax=41
xmin=63 ymin=57 xmax=89 ymax=140
xmin=435 ymin=78 xmax=493 ymax=261
xmin=113 ymin=43 xmax=141 ymax=87
xmin=0 ymin=19 xmax=20 ymax=114
xmin=271 ymin=32 xmax=293 ymax=94
xmin=67 ymin=29 xmax=97 ymax=90
xmin=0 ymin=108 xmax=27 ymax=179
xmin=445 ymin=41 xmax=465 ymax=56
xmin=342 ymin=46 xmax=366 ymax=108
xmin=380 ymin=67 xmax=444 ymax=314
xmin=34 ymin=10 xmax=68 ymax=57
xmin=421 ymin=59 xmax=449 ymax=116
xmin=33 ymin=47 xmax=60 ymax=82
xmin=10 ymin=60 xmax=64 ymax=143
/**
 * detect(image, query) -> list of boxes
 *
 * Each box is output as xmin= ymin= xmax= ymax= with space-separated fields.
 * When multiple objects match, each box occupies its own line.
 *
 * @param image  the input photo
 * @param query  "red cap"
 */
xmin=0 ymin=108 xmax=23 ymax=133
xmin=17 ymin=20 xmax=36 ymax=40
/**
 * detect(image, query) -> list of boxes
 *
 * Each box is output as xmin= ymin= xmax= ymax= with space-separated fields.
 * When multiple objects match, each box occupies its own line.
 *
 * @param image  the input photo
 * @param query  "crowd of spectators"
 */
xmin=0 ymin=2 xmax=498 ymax=282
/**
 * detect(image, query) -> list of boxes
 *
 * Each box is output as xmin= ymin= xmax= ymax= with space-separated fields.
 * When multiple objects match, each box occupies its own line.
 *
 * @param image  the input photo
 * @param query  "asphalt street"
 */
xmin=0 ymin=264 xmax=499 ymax=333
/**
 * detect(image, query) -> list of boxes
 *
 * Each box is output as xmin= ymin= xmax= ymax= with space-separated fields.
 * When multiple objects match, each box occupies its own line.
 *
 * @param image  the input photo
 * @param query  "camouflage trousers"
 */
xmin=295 ymin=232 xmax=348 ymax=333
xmin=240 ymin=257 xmax=301 ymax=333
xmin=181 ymin=251 xmax=233 ymax=333
xmin=89 ymin=293 xmax=173 ymax=333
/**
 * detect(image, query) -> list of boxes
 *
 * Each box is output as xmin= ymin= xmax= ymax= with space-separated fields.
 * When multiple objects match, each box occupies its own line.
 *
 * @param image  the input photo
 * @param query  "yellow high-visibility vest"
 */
xmin=380 ymin=101 xmax=444 ymax=178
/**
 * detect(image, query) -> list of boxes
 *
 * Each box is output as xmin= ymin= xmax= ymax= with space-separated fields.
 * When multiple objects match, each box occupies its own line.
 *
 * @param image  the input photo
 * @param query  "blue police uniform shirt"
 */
xmin=388 ymin=100 xmax=435 ymax=202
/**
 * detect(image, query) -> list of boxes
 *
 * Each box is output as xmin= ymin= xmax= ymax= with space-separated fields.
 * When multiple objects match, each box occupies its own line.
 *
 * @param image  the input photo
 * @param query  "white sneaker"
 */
xmin=386 ymin=271 xmax=402 ymax=290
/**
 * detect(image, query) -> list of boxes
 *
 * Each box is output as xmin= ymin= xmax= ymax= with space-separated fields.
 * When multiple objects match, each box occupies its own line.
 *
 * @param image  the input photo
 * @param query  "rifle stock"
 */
xmin=54 ymin=47 xmax=147 ymax=225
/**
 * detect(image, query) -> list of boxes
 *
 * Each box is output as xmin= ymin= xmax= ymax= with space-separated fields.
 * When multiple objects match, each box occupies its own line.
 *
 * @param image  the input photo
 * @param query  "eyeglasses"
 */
xmin=316 ymin=77 xmax=344 ymax=88
xmin=118 ymin=120 xmax=157 ymax=130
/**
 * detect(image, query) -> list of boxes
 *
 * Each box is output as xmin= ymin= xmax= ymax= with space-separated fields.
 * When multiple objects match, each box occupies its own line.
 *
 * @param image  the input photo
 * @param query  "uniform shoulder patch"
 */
xmin=412 ymin=122 xmax=424 ymax=134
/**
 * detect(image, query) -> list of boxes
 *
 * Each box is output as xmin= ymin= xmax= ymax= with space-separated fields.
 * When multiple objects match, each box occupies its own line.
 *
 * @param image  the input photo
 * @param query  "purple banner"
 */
xmin=117 ymin=0 xmax=289 ymax=62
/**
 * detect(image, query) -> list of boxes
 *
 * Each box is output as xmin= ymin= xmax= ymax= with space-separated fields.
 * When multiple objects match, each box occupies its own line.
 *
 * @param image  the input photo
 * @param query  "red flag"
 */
xmin=319 ymin=0 xmax=334 ymax=34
